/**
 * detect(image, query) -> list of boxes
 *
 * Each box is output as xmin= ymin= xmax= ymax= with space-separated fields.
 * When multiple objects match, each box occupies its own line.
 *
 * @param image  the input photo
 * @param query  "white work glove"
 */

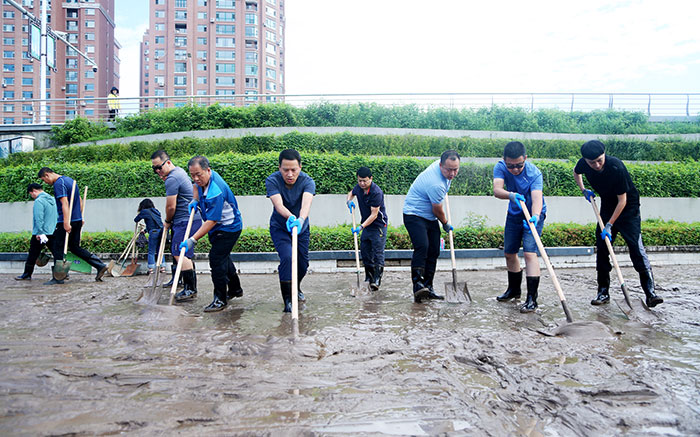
xmin=38 ymin=234 xmax=48 ymax=244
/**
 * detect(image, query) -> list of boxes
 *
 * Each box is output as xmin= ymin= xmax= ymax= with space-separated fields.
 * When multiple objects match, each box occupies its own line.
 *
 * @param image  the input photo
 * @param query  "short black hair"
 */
xmin=138 ymin=198 xmax=155 ymax=211
xmin=503 ymin=141 xmax=526 ymax=159
xmin=279 ymin=149 xmax=301 ymax=165
xmin=111 ymin=87 xmax=119 ymax=93
xmin=27 ymin=183 xmax=43 ymax=193
xmin=37 ymin=167 xmax=53 ymax=178
xmin=581 ymin=140 xmax=605 ymax=160
xmin=188 ymin=155 xmax=210 ymax=170
xmin=440 ymin=150 xmax=460 ymax=164
xmin=356 ymin=166 xmax=372 ymax=178
xmin=150 ymin=149 xmax=170 ymax=161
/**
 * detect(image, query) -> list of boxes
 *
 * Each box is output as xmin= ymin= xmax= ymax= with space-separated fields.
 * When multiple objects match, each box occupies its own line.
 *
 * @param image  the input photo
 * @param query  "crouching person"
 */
xmin=180 ymin=156 xmax=243 ymax=312
xmin=15 ymin=183 xmax=58 ymax=280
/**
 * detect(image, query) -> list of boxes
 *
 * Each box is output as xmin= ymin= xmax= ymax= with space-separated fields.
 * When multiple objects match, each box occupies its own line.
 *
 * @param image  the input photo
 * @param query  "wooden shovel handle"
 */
xmin=291 ymin=225 xmax=299 ymax=320
xmin=169 ymin=208 xmax=196 ymax=305
xmin=63 ymin=180 xmax=77 ymax=256
xmin=444 ymin=193 xmax=457 ymax=270
xmin=350 ymin=205 xmax=361 ymax=277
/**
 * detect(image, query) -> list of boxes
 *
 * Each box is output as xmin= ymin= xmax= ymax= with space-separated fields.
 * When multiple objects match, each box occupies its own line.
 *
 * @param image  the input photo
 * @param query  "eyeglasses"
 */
xmin=506 ymin=163 xmax=524 ymax=169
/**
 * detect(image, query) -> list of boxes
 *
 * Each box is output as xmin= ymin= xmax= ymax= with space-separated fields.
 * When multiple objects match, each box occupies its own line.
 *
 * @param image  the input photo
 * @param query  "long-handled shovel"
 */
xmin=65 ymin=186 xmax=91 ymax=273
xmin=290 ymin=223 xmax=300 ymax=337
xmin=350 ymin=205 xmax=369 ymax=296
xmin=53 ymin=180 xmax=77 ymax=281
xmin=169 ymin=208 xmax=196 ymax=305
xmin=121 ymin=223 xmax=142 ymax=277
xmin=108 ymin=228 xmax=139 ymax=277
xmin=443 ymin=194 xmax=471 ymax=303
xmin=520 ymin=199 xmax=574 ymax=323
xmin=138 ymin=226 xmax=169 ymax=304
xmin=589 ymin=199 xmax=649 ymax=313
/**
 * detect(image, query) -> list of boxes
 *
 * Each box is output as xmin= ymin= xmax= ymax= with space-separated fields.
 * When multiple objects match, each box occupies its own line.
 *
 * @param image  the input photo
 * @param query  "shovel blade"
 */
xmin=53 ymin=261 xmax=71 ymax=281
xmin=121 ymin=262 xmax=141 ymax=277
xmin=351 ymin=280 xmax=370 ymax=297
xmin=445 ymin=282 xmax=470 ymax=303
xmin=36 ymin=252 xmax=51 ymax=267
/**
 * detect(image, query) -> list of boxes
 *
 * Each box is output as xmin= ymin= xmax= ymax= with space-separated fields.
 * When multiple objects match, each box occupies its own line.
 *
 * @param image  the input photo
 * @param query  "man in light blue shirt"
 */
xmin=15 ymin=183 xmax=57 ymax=281
xmin=402 ymin=150 xmax=460 ymax=303
xmin=493 ymin=141 xmax=546 ymax=313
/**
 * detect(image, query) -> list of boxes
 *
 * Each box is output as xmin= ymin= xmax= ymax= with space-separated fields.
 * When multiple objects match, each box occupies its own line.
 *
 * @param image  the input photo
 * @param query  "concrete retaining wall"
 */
xmin=1 ymin=195 xmax=699 ymax=233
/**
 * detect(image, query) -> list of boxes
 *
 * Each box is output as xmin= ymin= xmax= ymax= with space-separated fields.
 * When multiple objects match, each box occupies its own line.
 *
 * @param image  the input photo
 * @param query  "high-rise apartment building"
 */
xmin=139 ymin=0 xmax=285 ymax=107
xmin=1 ymin=0 xmax=120 ymax=124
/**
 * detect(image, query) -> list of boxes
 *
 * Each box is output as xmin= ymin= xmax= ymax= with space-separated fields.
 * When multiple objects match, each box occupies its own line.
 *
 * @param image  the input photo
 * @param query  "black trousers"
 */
xmin=596 ymin=212 xmax=651 ymax=273
xmin=209 ymin=229 xmax=241 ymax=301
xmin=23 ymin=234 xmax=53 ymax=276
xmin=403 ymin=213 xmax=440 ymax=282
xmin=50 ymin=221 xmax=106 ymax=270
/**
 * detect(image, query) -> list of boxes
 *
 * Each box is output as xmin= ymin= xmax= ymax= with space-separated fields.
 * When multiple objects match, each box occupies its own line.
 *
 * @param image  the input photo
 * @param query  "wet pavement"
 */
xmin=1 ymin=265 xmax=699 ymax=436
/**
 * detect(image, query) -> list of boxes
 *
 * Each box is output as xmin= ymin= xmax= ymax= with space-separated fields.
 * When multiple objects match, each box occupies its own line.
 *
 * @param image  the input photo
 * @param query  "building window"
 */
xmin=175 ymin=11 xmax=187 ymax=20
xmin=174 ymin=62 xmax=187 ymax=72
xmin=155 ymin=23 xmax=165 ymax=31
xmin=197 ymin=50 xmax=207 ymax=59
xmin=155 ymin=89 xmax=165 ymax=96
xmin=155 ymin=10 xmax=165 ymax=18
xmin=216 ymin=25 xmax=235 ymax=34
xmin=197 ymin=76 xmax=207 ymax=84
xmin=245 ymin=90 xmax=258 ymax=101
xmin=265 ymin=30 xmax=275 ymax=41
xmin=66 ymin=71 xmax=78 ymax=81
xmin=265 ymin=42 xmax=276 ymax=54
xmin=216 ymin=89 xmax=236 ymax=96
xmin=197 ymin=63 xmax=207 ymax=71
xmin=66 ymin=58 xmax=78 ymax=68
xmin=197 ymin=24 xmax=207 ymax=32
xmin=198 ymin=0 xmax=207 ymax=5
xmin=174 ymin=76 xmax=187 ymax=86
xmin=3 ymin=37 xmax=15 ymax=45
xmin=86 ymin=8 xmax=95 ymax=15
xmin=245 ymin=26 xmax=258 ymax=37
xmin=174 ymin=90 xmax=187 ymax=96
xmin=84 ymin=83 xmax=95 ymax=91
xmin=266 ymin=6 xmax=277 ymax=17
xmin=215 ymin=50 xmax=235 ymax=60
xmin=175 ymin=0 xmax=187 ymax=7
xmin=86 ymin=45 xmax=95 ymax=53
xmin=216 ymin=12 xmax=235 ymax=21
xmin=3 ymin=25 xmax=16 ymax=32
xmin=3 ymin=51 xmax=15 ymax=59
xmin=3 ymin=64 xmax=14 ymax=72
xmin=265 ymin=19 xmax=276 ymax=30
xmin=174 ymin=37 xmax=187 ymax=47
xmin=217 ymin=0 xmax=235 ymax=8
xmin=3 ymin=91 xmax=15 ymax=99
xmin=245 ymin=51 xmax=257 ymax=63
xmin=245 ymin=14 xmax=257 ymax=25
xmin=3 ymin=77 xmax=14 ymax=85
xmin=3 ymin=118 xmax=15 ymax=125
xmin=22 ymin=91 xmax=33 ymax=99
xmin=85 ymin=33 xmax=95 ymax=41
xmin=197 ymin=12 xmax=207 ymax=19
xmin=66 ymin=84 xmax=78 ymax=94
xmin=216 ymin=37 xmax=235 ymax=48
xmin=197 ymin=37 xmax=207 ymax=45
xmin=155 ymin=62 xmax=164 ymax=70
xmin=197 ymin=90 xmax=207 ymax=96
xmin=216 ymin=76 xmax=235 ymax=86
xmin=3 ymin=11 xmax=15 ymax=19
xmin=66 ymin=21 xmax=78 ymax=31
xmin=85 ymin=20 xmax=95 ymax=28
xmin=84 ymin=70 xmax=95 ymax=78
xmin=155 ymin=76 xmax=165 ymax=86
xmin=215 ymin=63 xmax=235 ymax=73
xmin=154 ymin=49 xmax=165 ymax=58
xmin=266 ymin=55 xmax=276 ymax=66
xmin=22 ymin=64 xmax=33 ymax=72
xmin=3 ymin=105 xmax=15 ymax=113
xmin=245 ymin=64 xmax=257 ymax=75
xmin=155 ymin=36 xmax=165 ymax=44
xmin=245 ymin=77 xmax=258 ymax=88
xmin=265 ymin=68 xmax=276 ymax=79
xmin=266 ymin=80 xmax=276 ymax=91
xmin=23 ymin=104 xmax=32 ymax=112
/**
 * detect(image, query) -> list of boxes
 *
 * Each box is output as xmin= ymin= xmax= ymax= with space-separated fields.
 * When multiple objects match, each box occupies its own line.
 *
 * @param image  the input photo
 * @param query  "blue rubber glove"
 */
xmin=508 ymin=192 xmax=526 ymax=212
xmin=582 ymin=189 xmax=596 ymax=203
xmin=352 ymin=225 xmax=363 ymax=234
xmin=347 ymin=200 xmax=355 ymax=213
xmin=188 ymin=199 xmax=199 ymax=214
xmin=522 ymin=214 xmax=539 ymax=233
xmin=442 ymin=222 xmax=453 ymax=233
xmin=179 ymin=237 xmax=196 ymax=252
xmin=601 ymin=222 xmax=613 ymax=241
xmin=286 ymin=215 xmax=304 ymax=234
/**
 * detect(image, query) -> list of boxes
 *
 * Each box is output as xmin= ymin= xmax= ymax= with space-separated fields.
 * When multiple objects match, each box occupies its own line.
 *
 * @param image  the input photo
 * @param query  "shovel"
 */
xmin=121 ymin=224 xmax=142 ymax=277
xmin=350 ymin=205 xmax=369 ymax=297
xmin=291 ymin=224 xmax=300 ymax=322
xmin=443 ymin=194 xmax=471 ymax=303
xmin=138 ymin=226 xmax=169 ymax=304
xmin=64 ymin=186 xmax=91 ymax=274
xmin=53 ymin=180 xmax=77 ymax=281
xmin=589 ymin=199 xmax=649 ymax=314
xmin=520 ymin=199 xmax=574 ymax=323
xmin=108 ymin=228 xmax=139 ymax=277
xmin=169 ymin=208 xmax=196 ymax=305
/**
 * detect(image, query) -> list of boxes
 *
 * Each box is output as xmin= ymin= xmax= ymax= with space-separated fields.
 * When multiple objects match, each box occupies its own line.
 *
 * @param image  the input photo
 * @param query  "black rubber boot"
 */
xmin=423 ymin=266 xmax=444 ymax=300
xmin=520 ymin=276 xmax=539 ymax=313
xmin=297 ymin=282 xmax=306 ymax=303
xmin=412 ymin=267 xmax=430 ymax=303
xmin=204 ymin=295 xmax=227 ymax=312
xmin=162 ymin=264 xmax=179 ymax=288
xmin=15 ymin=271 xmax=31 ymax=281
xmin=227 ymin=271 xmax=243 ymax=299
xmin=497 ymin=270 xmax=522 ymax=302
xmin=175 ymin=269 xmax=197 ymax=302
xmin=364 ymin=265 xmax=375 ymax=284
xmin=591 ymin=270 xmax=610 ymax=305
xmin=371 ymin=265 xmax=383 ymax=291
xmin=280 ymin=280 xmax=292 ymax=312
xmin=639 ymin=270 xmax=663 ymax=308
xmin=43 ymin=265 xmax=64 ymax=285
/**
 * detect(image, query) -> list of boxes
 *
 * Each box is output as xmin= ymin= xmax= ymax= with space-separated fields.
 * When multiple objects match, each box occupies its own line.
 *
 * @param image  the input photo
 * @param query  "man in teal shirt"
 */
xmin=15 ymin=183 xmax=58 ymax=280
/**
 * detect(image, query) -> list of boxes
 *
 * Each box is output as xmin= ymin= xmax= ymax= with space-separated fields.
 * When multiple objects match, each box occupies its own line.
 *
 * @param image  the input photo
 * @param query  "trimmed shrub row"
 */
xmin=50 ymin=103 xmax=700 ymax=144
xmin=5 ymin=133 xmax=700 ymax=168
xmin=2 ymin=153 xmax=700 ymax=203
xmin=2 ymin=221 xmax=698 ymax=253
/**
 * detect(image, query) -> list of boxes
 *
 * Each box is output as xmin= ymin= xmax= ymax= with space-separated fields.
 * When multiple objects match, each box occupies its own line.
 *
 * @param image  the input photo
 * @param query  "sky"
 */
xmin=115 ymin=0 xmax=700 ymax=101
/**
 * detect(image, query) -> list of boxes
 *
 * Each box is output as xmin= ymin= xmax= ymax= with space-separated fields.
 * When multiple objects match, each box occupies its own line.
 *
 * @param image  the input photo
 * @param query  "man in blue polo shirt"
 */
xmin=38 ymin=167 xmax=108 ymax=285
xmin=346 ymin=166 xmax=388 ymax=290
xmin=403 ymin=150 xmax=460 ymax=303
xmin=493 ymin=141 xmax=546 ymax=313
xmin=179 ymin=155 xmax=243 ymax=312
xmin=265 ymin=149 xmax=316 ymax=313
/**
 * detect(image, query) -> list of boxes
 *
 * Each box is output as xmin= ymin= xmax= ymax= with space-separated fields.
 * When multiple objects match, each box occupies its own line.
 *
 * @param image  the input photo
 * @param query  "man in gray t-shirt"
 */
xmin=151 ymin=150 xmax=202 ymax=301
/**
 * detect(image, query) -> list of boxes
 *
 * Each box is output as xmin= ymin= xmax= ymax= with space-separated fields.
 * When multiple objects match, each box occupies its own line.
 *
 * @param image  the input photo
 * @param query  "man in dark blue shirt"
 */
xmin=265 ymin=149 xmax=316 ymax=312
xmin=346 ymin=166 xmax=388 ymax=291
xmin=180 ymin=156 xmax=243 ymax=312
xmin=38 ymin=167 xmax=108 ymax=284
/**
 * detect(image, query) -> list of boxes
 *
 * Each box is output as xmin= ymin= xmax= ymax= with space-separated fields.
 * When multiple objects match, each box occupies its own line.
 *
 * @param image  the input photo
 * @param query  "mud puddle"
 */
xmin=0 ymin=264 xmax=699 ymax=436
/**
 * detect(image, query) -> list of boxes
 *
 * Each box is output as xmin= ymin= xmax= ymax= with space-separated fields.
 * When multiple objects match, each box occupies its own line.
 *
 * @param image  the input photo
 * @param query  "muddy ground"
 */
xmin=0 ymin=264 xmax=699 ymax=436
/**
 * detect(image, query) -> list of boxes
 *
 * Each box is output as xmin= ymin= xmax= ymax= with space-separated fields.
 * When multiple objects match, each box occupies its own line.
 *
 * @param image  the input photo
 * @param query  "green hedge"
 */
xmin=4 ymin=133 xmax=700 ymax=168
xmin=1 ymin=221 xmax=698 ymax=253
xmin=2 ymin=153 xmax=699 ymax=203
xmin=49 ymin=104 xmax=700 ymax=144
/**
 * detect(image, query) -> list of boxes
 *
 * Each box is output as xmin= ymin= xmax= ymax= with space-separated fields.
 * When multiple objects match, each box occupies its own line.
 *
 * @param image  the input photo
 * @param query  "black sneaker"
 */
xmin=203 ymin=297 xmax=227 ymax=312
xmin=43 ymin=278 xmax=65 ymax=285
xmin=14 ymin=273 xmax=31 ymax=281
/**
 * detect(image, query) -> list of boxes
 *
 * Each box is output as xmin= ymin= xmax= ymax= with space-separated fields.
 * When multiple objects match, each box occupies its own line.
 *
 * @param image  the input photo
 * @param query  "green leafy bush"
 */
xmin=2 ymin=221 xmax=698 ymax=253
xmin=2 ymin=153 xmax=699 ymax=202
xmin=51 ymin=117 xmax=110 ymax=145
xmin=48 ymin=103 xmax=700 ymax=144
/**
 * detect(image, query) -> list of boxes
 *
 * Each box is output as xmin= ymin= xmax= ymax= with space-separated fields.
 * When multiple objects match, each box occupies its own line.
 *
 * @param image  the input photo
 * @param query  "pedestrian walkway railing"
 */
xmin=1 ymin=92 xmax=699 ymax=125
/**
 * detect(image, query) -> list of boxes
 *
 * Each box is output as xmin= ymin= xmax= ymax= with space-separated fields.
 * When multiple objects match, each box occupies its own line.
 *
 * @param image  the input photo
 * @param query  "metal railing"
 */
xmin=1 ymin=92 xmax=699 ymax=126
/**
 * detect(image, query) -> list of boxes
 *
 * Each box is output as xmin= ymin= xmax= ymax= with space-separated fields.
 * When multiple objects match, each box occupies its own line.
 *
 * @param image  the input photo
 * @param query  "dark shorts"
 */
xmin=503 ymin=212 xmax=545 ymax=254
xmin=171 ymin=218 xmax=202 ymax=258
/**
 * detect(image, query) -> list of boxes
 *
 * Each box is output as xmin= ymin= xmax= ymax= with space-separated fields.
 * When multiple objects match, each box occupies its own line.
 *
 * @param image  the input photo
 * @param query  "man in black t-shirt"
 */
xmin=573 ymin=140 xmax=663 ymax=308
xmin=346 ymin=166 xmax=388 ymax=290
